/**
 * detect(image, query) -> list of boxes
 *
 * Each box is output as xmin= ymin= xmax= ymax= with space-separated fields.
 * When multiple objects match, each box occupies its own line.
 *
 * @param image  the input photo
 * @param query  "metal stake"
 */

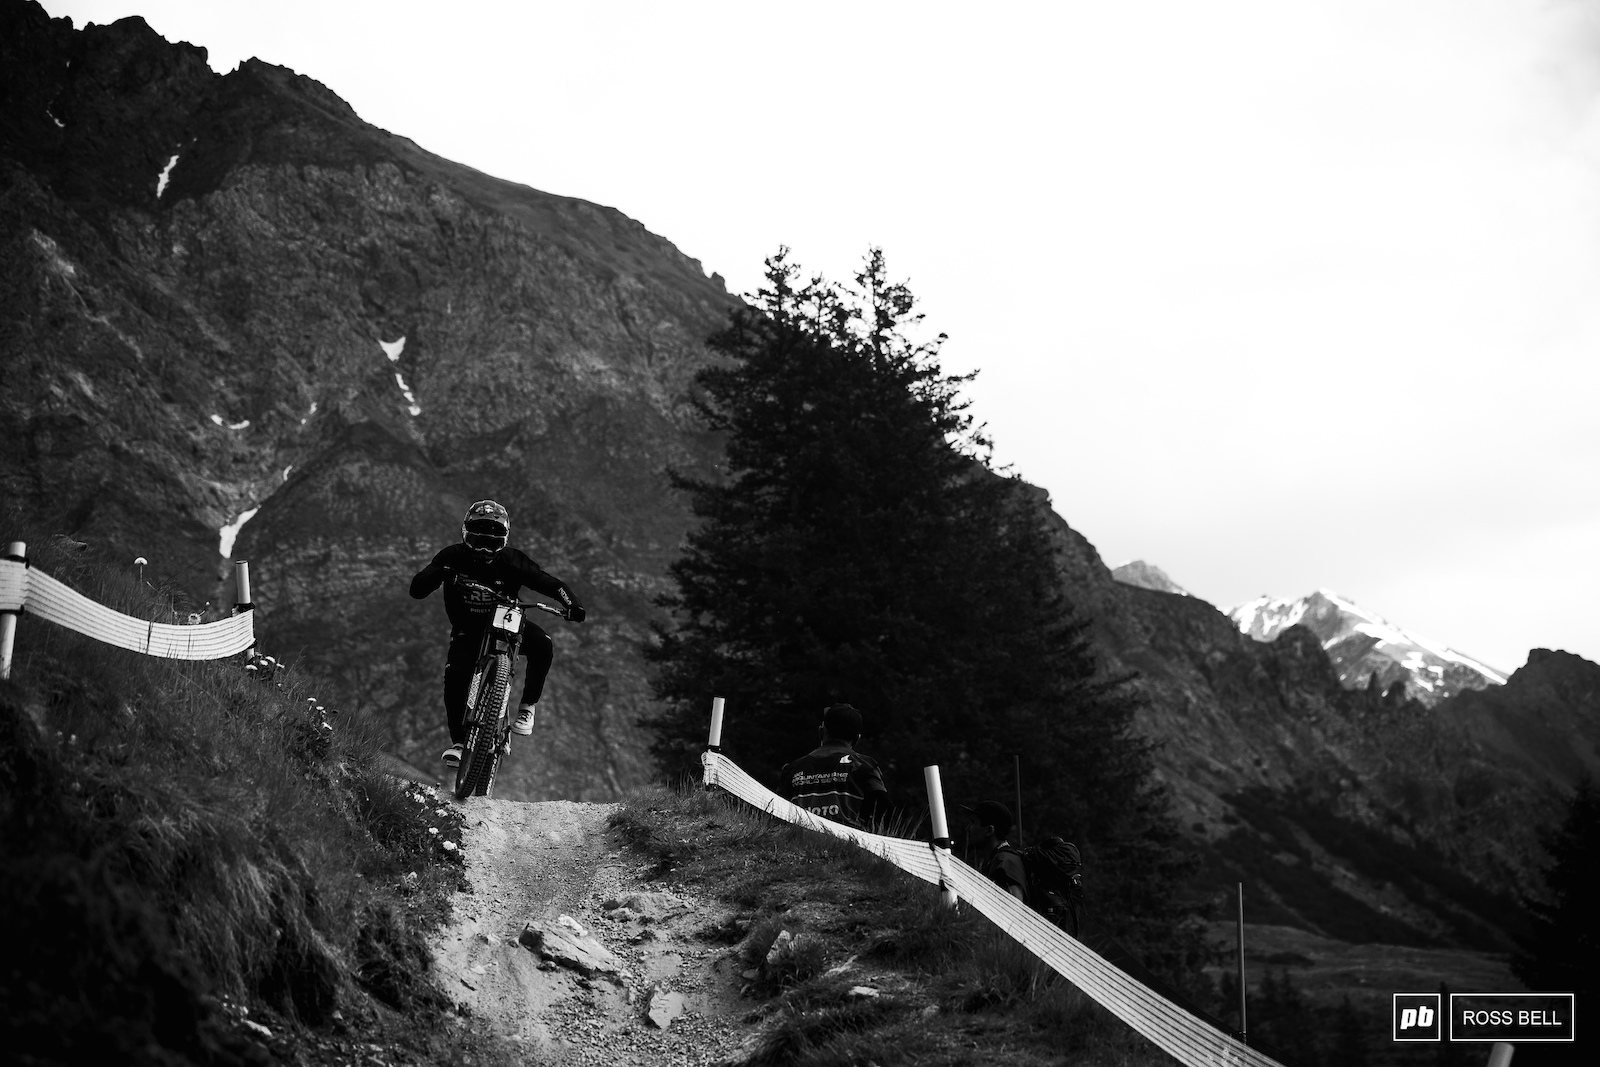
xmin=1014 ymin=754 xmax=1024 ymax=847
xmin=1237 ymin=881 xmax=1248 ymax=1043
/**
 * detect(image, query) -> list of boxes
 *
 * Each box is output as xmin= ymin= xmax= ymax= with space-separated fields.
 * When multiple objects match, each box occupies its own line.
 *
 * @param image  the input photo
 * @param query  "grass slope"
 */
xmin=0 ymin=532 xmax=504 ymax=1066
xmin=613 ymin=783 xmax=1533 ymax=1067
xmin=612 ymin=783 xmax=1184 ymax=1067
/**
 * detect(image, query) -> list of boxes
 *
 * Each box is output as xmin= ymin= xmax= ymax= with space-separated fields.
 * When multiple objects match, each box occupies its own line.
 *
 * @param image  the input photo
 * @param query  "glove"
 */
xmin=568 ymin=604 xmax=587 ymax=624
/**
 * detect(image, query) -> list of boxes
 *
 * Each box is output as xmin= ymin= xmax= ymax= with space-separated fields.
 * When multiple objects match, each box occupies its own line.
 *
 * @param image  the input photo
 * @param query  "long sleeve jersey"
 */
xmin=779 ymin=740 xmax=888 ymax=829
xmin=409 ymin=543 xmax=578 ymax=632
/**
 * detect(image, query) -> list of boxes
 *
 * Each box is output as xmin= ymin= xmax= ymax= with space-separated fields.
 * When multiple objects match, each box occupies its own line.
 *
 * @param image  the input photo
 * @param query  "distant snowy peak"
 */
xmin=1112 ymin=560 xmax=1191 ymax=597
xmin=1228 ymin=589 xmax=1505 ymax=706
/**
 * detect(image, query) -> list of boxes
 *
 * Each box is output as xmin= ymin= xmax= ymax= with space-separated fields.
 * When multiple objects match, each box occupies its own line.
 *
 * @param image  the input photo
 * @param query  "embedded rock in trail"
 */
xmin=646 ymin=988 xmax=686 ymax=1030
xmin=520 ymin=916 xmax=622 ymax=977
xmin=431 ymin=797 xmax=749 ymax=1064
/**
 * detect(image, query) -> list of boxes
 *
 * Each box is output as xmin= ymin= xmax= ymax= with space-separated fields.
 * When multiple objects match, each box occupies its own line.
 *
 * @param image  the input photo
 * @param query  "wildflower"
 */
xmin=428 ymin=826 xmax=440 ymax=835
xmin=442 ymin=840 xmax=458 ymax=852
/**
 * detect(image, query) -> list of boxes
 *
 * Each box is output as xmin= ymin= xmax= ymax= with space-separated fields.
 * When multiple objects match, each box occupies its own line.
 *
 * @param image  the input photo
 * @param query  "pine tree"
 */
xmin=648 ymin=247 xmax=1195 ymax=958
xmin=1331 ymin=995 xmax=1368 ymax=1067
xmin=1513 ymin=777 xmax=1600 ymax=997
xmin=1250 ymin=970 xmax=1318 ymax=1067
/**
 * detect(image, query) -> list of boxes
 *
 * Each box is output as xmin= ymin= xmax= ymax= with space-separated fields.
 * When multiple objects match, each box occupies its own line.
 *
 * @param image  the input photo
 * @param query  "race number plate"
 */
xmin=491 ymin=604 xmax=523 ymax=633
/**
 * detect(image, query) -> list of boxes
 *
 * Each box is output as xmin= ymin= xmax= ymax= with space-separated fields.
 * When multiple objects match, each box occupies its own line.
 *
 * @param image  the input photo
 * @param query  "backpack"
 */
xmin=1000 ymin=836 xmax=1083 ymax=933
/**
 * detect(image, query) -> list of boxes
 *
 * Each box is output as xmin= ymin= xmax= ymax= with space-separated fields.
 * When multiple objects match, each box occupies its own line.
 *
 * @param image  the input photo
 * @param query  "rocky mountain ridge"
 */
xmin=1110 ymin=559 xmax=1191 ymax=596
xmin=1229 ymin=589 xmax=1505 ymax=706
xmin=4 ymin=0 xmax=1592 ymax=951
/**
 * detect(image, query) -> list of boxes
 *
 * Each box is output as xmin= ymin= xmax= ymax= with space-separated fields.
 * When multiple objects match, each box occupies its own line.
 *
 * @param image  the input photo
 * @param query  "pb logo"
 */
xmin=1393 ymin=993 xmax=1442 ymax=1042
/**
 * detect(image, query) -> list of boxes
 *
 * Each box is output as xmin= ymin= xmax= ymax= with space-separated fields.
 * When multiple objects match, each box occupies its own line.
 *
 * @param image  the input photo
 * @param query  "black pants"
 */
xmin=442 ymin=623 xmax=553 ymax=745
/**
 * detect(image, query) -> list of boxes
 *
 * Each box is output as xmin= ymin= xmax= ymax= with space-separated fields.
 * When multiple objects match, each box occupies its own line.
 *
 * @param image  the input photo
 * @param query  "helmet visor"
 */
xmin=463 ymin=518 xmax=508 ymax=553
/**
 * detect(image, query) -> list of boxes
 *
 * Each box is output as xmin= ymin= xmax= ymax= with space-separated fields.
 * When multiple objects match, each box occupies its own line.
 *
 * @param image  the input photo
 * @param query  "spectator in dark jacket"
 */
xmin=968 ymin=800 xmax=1027 ymax=902
xmin=779 ymin=703 xmax=889 ymax=830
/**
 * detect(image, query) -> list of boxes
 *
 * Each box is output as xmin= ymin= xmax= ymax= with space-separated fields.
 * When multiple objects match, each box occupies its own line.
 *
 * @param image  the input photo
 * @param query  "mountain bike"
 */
xmin=453 ymin=580 xmax=570 ymax=801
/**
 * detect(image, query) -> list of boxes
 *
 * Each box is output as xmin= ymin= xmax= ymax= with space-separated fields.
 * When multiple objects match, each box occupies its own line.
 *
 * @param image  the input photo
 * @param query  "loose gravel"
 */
xmin=429 ymin=798 xmax=753 ymax=1065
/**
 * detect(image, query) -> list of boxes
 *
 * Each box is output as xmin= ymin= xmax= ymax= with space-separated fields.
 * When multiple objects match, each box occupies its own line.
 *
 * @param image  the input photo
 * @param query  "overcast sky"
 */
xmin=45 ymin=0 xmax=1600 ymax=671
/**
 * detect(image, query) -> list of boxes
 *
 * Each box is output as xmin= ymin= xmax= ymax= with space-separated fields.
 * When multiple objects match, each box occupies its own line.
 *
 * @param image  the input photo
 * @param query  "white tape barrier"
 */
xmin=0 ymin=559 xmax=254 ymax=660
xmin=703 ymin=751 xmax=1281 ymax=1067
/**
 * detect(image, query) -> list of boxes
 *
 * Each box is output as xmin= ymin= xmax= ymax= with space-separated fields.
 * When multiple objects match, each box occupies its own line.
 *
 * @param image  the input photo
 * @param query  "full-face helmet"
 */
xmin=461 ymin=499 xmax=510 ymax=556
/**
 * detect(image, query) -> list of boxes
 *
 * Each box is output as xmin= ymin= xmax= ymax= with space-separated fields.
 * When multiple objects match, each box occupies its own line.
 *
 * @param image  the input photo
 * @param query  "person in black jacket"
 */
xmin=968 ymin=800 xmax=1028 ymax=902
xmin=779 ymin=704 xmax=889 ymax=829
xmin=410 ymin=499 xmax=586 ymax=767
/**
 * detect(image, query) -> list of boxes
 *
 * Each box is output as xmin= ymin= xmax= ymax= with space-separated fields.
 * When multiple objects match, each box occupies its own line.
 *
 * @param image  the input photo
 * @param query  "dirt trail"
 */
xmin=429 ymin=798 xmax=751 ymax=1066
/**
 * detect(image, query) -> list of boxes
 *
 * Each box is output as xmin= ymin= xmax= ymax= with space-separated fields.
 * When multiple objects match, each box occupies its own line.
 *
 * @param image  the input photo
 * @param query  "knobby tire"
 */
xmin=454 ymin=658 xmax=510 ymax=800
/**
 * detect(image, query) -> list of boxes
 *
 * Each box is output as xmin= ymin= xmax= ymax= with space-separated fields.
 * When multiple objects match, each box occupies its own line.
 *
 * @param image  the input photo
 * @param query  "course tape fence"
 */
xmin=703 ymin=750 xmax=1281 ymax=1067
xmin=0 ymin=558 xmax=254 ymax=660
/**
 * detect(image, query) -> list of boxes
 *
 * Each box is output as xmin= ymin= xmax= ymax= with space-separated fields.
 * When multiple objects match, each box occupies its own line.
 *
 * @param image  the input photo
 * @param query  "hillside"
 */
xmin=3 ymin=0 xmax=1588 ymax=959
xmin=1029 ymin=506 xmax=1580 ymax=947
xmin=0 ymin=530 xmax=506 ymax=1065
xmin=0 ymin=0 xmax=734 ymax=801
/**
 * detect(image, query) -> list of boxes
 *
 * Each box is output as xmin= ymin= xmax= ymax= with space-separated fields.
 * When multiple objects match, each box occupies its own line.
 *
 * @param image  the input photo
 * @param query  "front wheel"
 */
xmin=454 ymin=657 xmax=510 ymax=800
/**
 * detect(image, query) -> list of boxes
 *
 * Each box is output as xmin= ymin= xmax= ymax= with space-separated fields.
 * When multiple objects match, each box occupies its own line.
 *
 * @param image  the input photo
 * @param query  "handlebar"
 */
xmin=444 ymin=569 xmax=573 ymax=620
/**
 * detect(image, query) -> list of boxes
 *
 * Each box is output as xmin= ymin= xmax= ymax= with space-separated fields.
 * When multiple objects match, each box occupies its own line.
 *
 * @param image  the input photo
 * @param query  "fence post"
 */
xmin=707 ymin=695 xmax=725 ymax=752
xmin=234 ymin=560 xmax=252 ymax=611
xmin=923 ymin=765 xmax=958 ymax=908
xmin=703 ymin=696 xmax=726 ymax=790
xmin=0 ymin=542 xmax=23 ymax=681
xmin=1485 ymin=1042 xmax=1514 ymax=1067
xmin=233 ymin=560 xmax=254 ymax=657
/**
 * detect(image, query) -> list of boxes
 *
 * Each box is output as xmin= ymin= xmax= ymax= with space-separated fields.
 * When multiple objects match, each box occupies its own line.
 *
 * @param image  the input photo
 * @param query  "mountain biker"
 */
xmin=409 ymin=500 xmax=586 ymax=768
xmin=778 ymin=703 xmax=889 ymax=829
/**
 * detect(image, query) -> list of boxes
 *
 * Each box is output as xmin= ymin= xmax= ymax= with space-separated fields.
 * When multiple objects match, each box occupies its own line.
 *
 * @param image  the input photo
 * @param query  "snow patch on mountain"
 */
xmin=393 ymin=372 xmax=421 ymax=416
xmin=156 ymin=154 xmax=179 ymax=198
xmin=1229 ymin=589 xmax=1505 ymax=706
xmin=218 ymin=506 xmax=260 ymax=559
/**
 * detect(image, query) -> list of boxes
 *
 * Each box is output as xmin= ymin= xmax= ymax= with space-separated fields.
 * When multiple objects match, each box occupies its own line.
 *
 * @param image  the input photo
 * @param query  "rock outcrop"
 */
xmin=1110 ymin=559 xmax=1191 ymax=596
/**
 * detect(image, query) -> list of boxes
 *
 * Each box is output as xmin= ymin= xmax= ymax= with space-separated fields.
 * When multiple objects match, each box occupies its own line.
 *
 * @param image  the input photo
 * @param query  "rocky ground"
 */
xmin=429 ymin=798 xmax=755 ymax=1066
